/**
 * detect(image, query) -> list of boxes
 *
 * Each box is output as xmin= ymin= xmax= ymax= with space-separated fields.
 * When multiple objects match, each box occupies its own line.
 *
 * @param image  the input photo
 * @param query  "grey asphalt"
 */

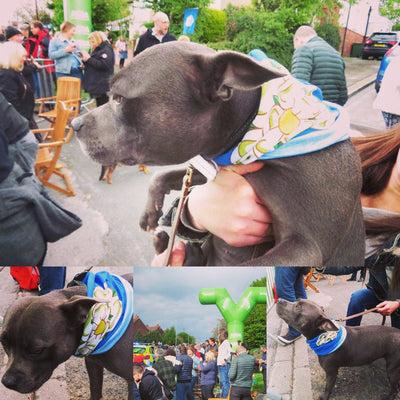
xmin=40 ymin=57 xmax=382 ymax=267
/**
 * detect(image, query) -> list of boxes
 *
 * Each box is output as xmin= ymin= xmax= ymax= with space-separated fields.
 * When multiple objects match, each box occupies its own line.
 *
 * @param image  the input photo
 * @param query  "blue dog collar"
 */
xmin=213 ymin=50 xmax=350 ymax=166
xmin=307 ymin=324 xmax=347 ymax=356
xmin=75 ymin=271 xmax=133 ymax=357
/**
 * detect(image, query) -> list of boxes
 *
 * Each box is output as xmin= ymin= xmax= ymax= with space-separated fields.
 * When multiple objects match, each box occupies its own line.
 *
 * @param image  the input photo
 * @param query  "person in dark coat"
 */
xmin=134 ymin=11 xmax=176 ymax=56
xmin=175 ymin=345 xmax=194 ymax=400
xmin=0 ymin=93 xmax=82 ymax=266
xmin=134 ymin=363 xmax=164 ymax=400
xmin=80 ymin=31 xmax=114 ymax=106
xmin=291 ymin=25 xmax=348 ymax=106
xmin=0 ymin=41 xmax=39 ymax=130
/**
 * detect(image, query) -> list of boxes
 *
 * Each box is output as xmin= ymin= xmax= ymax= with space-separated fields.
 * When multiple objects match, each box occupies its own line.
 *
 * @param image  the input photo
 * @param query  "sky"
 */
xmin=1 ymin=0 xmax=47 ymax=26
xmin=134 ymin=267 xmax=266 ymax=343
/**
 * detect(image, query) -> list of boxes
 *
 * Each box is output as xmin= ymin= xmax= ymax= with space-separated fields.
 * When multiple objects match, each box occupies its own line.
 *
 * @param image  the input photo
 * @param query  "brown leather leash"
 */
xmin=163 ymin=165 xmax=194 ymax=266
xmin=336 ymin=307 xmax=386 ymax=325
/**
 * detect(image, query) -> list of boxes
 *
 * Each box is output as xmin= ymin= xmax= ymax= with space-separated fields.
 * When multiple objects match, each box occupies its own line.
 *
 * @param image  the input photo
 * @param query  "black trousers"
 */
xmin=230 ymin=386 xmax=252 ymax=400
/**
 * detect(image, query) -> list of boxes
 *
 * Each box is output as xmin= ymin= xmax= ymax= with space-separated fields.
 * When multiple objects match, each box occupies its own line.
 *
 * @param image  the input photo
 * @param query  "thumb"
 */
xmin=168 ymin=241 xmax=186 ymax=267
xmin=223 ymin=161 xmax=264 ymax=176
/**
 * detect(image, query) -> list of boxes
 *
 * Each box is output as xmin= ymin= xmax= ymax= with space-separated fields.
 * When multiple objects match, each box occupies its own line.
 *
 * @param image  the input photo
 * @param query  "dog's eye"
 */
xmin=30 ymin=347 xmax=44 ymax=355
xmin=113 ymin=94 xmax=124 ymax=105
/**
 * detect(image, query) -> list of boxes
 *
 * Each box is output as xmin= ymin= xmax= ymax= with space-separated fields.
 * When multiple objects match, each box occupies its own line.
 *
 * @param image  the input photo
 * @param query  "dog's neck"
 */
xmin=214 ymin=88 xmax=262 ymax=158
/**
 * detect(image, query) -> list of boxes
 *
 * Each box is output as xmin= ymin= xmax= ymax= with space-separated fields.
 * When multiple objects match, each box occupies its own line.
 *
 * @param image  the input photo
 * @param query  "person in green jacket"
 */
xmin=292 ymin=25 xmax=348 ymax=106
xmin=228 ymin=345 xmax=255 ymax=400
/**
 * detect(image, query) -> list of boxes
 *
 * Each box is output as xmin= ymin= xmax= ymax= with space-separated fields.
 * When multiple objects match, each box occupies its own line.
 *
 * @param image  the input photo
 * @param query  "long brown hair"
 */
xmin=351 ymin=125 xmax=400 ymax=196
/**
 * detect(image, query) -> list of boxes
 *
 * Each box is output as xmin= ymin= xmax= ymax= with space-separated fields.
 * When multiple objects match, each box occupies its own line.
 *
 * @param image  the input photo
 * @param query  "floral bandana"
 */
xmin=213 ymin=51 xmax=350 ymax=166
xmin=75 ymin=271 xmax=133 ymax=357
xmin=306 ymin=323 xmax=347 ymax=356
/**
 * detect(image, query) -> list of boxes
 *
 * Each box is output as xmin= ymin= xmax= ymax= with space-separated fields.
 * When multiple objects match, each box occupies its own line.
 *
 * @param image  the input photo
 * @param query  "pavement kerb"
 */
xmin=268 ymin=316 xmax=313 ymax=400
xmin=348 ymin=73 xmax=376 ymax=98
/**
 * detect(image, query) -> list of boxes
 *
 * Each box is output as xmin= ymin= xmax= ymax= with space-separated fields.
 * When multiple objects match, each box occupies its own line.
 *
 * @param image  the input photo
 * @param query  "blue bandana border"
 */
xmin=76 ymin=271 xmax=133 ymax=356
xmin=307 ymin=324 xmax=347 ymax=356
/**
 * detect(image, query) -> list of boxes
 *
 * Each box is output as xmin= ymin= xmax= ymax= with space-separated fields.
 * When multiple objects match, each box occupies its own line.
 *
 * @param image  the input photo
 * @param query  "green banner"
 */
xmin=63 ymin=0 xmax=92 ymax=51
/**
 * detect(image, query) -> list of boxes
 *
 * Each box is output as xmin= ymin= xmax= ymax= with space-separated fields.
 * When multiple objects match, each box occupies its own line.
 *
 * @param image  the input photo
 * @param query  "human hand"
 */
xmin=187 ymin=162 xmax=272 ymax=247
xmin=79 ymin=50 xmax=90 ymax=62
xmin=65 ymin=44 xmax=76 ymax=53
xmin=151 ymin=240 xmax=185 ymax=266
xmin=377 ymin=300 xmax=400 ymax=316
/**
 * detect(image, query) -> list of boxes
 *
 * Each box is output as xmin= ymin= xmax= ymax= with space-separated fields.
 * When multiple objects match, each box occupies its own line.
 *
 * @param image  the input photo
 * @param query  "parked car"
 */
xmin=375 ymin=41 xmax=400 ymax=92
xmin=361 ymin=32 xmax=398 ymax=60
xmin=134 ymin=343 xmax=155 ymax=366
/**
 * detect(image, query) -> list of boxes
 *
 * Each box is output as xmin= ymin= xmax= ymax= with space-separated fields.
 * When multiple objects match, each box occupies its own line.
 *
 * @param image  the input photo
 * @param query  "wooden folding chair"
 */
xmin=36 ymin=76 xmax=81 ymax=142
xmin=303 ymin=268 xmax=320 ymax=293
xmin=32 ymin=101 xmax=75 ymax=196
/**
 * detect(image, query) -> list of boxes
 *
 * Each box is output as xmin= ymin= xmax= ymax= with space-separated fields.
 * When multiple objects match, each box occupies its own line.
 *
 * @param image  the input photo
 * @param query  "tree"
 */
xmin=163 ymin=326 xmax=177 ymax=346
xmin=380 ymin=0 xmax=400 ymax=22
xmin=242 ymin=277 xmax=266 ymax=350
xmin=176 ymin=331 xmax=195 ymax=345
xmin=145 ymin=0 xmax=212 ymax=37
xmin=47 ymin=0 xmax=130 ymax=31
xmin=13 ymin=0 xmax=52 ymax=25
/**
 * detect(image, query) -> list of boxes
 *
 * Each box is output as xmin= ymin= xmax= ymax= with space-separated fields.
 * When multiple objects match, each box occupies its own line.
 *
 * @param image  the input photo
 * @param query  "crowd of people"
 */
xmin=134 ymin=329 xmax=267 ymax=400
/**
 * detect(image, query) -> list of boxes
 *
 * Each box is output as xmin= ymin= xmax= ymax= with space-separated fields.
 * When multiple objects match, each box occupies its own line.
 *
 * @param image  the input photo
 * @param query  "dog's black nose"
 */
xmin=71 ymin=116 xmax=83 ymax=132
xmin=2 ymin=373 xmax=18 ymax=389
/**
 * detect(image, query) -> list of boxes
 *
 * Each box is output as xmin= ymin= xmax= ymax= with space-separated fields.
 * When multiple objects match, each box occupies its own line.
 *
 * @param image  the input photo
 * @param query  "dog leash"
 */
xmin=336 ymin=307 xmax=386 ymax=325
xmin=163 ymin=165 xmax=194 ymax=266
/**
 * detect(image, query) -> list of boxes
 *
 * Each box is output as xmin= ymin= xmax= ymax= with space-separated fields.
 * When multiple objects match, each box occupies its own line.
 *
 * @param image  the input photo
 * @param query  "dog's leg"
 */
xmin=383 ymin=360 xmax=400 ymax=400
xmin=140 ymin=167 xmax=206 ymax=231
xmin=319 ymin=365 xmax=339 ymax=400
xmin=85 ymin=357 xmax=104 ymax=400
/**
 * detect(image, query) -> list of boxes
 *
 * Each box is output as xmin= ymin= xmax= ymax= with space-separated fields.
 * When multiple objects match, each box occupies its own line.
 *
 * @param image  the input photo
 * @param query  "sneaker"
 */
xmin=278 ymin=332 xmax=302 ymax=344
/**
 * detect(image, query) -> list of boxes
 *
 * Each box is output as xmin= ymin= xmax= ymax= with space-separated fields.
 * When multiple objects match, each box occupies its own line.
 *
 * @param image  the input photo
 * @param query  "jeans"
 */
xmin=176 ymin=381 xmax=192 ymax=400
xmin=230 ymin=386 xmax=252 ymax=400
xmin=218 ymin=364 xmax=230 ymax=398
xmin=275 ymin=267 xmax=307 ymax=336
xmin=56 ymin=68 xmax=83 ymax=79
xmin=347 ymin=287 xmax=400 ymax=328
xmin=37 ymin=267 xmax=66 ymax=295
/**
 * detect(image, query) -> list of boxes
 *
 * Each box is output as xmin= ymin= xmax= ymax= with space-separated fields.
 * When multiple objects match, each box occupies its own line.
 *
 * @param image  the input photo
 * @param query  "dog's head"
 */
xmin=0 ymin=291 xmax=97 ymax=394
xmin=72 ymin=42 xmax=286 ymax=167
xmin=276 ymin=298 xmax=338 ymax=340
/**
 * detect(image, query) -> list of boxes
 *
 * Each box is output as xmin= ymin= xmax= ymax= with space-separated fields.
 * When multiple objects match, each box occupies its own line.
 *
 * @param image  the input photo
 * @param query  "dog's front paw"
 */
xmin=153 ymin=230 xmax=169 ymax=254
xmin=139 ymin=207 xmax=163 ymax=231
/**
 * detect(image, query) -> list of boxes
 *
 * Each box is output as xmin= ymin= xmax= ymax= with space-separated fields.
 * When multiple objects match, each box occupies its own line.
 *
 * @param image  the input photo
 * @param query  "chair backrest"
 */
xmin=52 ymin=101 xmax=70 ymax=142
xmin=56 ymin=77 xmax=81 ymax=102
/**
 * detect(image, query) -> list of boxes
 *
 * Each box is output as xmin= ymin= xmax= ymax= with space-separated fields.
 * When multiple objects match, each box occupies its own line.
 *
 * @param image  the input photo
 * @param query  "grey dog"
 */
xmin=71 ymin=41 xmax=365 ymax=266
xmin=276 ymin=298 xmax=400 ymax=400
xmin=0 ymin=276 xmax=133 ymax=400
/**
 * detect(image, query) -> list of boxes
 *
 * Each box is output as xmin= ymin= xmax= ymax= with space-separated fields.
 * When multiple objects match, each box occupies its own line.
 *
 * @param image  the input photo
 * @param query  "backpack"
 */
xmin=10 ymin=267 xmax=40 ymax=290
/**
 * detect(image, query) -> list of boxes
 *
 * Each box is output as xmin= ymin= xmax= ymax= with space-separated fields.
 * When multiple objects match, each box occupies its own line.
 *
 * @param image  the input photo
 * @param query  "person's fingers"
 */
xmin=222 ymin=161 xmax=264 ymax=176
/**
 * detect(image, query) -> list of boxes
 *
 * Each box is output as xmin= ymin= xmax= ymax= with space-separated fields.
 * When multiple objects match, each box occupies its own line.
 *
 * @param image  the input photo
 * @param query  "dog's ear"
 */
xmin=319 ymin=318 xmax=339 ymax=332
xmin=59 ymin=295 xmax=99 ymax=327
xmin=193 ymin=51 xmax=288 ymax=102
